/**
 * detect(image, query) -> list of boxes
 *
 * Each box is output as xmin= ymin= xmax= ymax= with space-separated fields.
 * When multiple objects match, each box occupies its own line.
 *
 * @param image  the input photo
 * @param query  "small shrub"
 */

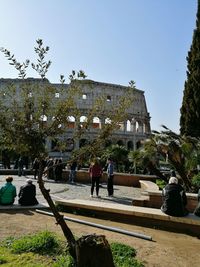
xmin=111 ymin=242 xmax=144 ymax=267
xmin=52 ymin=255 xmax=74 ymax=267
xmin=0 ymin=255 xmax=7 ymax=264
xmin=156 ymin=179 xmax=166 ymax=190
xmin=192 ymin=173 xmax=200 ymax=190
xmin=10 ymin=231 xmax=60 ymax=254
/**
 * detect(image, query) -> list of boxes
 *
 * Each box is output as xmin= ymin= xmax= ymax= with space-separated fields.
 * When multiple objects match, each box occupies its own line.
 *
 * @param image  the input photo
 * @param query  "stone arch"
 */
xmin=65 ymin=138 xmax=74 ymax=151
xmin=79 ymin=138 xmax=89 ymax=148
xmin=127 ymin=141 xmax=133 ymax=150
xmin=117 ymin=140 xmax=124 ymax=146
xmin=105 ymin=140 xmax=112 ymax=147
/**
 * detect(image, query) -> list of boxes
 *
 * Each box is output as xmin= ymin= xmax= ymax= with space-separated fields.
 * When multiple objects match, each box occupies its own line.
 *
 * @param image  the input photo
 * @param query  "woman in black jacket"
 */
xmin=161 ymin=177 xmax=188 ymax=217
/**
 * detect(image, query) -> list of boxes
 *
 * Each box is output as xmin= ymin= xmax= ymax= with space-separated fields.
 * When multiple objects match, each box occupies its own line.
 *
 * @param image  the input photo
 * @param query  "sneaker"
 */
xmin=96 ymin=195 xmax=101 ymax=198
xmin=90 ymin=195 xmax=93 ymax=198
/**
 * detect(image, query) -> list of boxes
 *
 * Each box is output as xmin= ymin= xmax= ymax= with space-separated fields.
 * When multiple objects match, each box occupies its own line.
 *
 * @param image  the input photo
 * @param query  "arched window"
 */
xmin=105 ymin=117 xmax=111 ymax=124
xmin=107 ymin=95 xmax=111 ymax=102
xmin=127 ymin=120 xmax=131 ymax=132
xmin=40 ymin=115 xmax=47 ymax=121
xmin=65 ymin=138 xmax=74 ymax=151
xmin=117 ymin=140 xmax=124 ymax=146
xmin=93 ymin=117 xmax=101 ymax=129
xmin=127 ymin=141 xmax=133 ymax=150
xmin=79 ymin=139 xmax=88 ymax=148
xmin=67 ymin=116 xmax=75 ymax=128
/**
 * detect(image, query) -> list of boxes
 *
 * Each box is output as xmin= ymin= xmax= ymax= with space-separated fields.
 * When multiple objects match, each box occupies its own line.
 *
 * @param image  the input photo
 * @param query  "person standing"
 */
xmin=161 ymin=176 xmax=189 ymax=217
xmin=32 ymin=157 xmax=39 ymax=179
xmin=18 ymin=156 xmax=25 ymax=176
xmin=68 ymin=161 xmax=77 ymax=183
xmin=107 ymin=158 xmax=114 ymax=197
xmin=18 ymin=179 xmax=38 ymax=206
xmin=54 ymin=158 xmax=64 ymax=182
xmin=89 ymin=159 xmax=103 ymax=198
xmin=0 ymin=176 xmax=17 ymax=205
xmin=194 ymin=188 xmax=200 ymax=217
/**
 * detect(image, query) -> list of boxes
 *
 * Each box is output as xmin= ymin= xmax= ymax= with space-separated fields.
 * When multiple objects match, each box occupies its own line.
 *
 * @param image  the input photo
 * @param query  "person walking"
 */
xmin=89 ymin=159 xmax=103 ymax=198
xmin=18 ymin=179 xmax=38 ymax=206
xmin=0 ymin=176 xmax=17 ymax=205
xmin=107 ymin=158 xmax=114 ymax=197
xmin=161 ymin=176 xmax=189 ymax=217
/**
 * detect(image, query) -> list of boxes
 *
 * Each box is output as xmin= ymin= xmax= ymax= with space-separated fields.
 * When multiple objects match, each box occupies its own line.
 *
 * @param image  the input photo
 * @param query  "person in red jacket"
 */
xmin=89 ymin=159 xmax=103 ymax=198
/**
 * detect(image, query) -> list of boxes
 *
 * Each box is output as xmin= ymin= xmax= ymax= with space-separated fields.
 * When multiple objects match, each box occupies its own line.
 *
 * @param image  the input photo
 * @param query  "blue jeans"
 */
xmin=69 ymin=170 xmax=76 ymax=182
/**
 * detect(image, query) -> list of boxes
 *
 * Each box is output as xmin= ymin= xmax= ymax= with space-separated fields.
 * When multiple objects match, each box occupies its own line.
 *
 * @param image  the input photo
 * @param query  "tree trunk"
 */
xmin=76 ymin=234 xmax=115 ymax=267
xmin=37 ymin=160 xmax=115 ymax=267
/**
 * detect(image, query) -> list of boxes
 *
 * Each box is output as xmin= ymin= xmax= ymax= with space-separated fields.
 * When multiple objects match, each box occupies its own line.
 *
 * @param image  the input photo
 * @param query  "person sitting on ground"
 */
xmin=194 ymin=188 xmax=200 ymax=217
xmin=18 ymin=179 xmax=38 ymax=206
xmin=0 ymin=176 xmax=17 ymax=205
xmin=161 ymin=176 xmax=189 ymax=217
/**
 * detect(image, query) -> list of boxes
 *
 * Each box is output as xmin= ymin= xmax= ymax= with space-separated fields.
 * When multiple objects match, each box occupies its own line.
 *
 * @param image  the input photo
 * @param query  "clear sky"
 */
xmin=0 ymin=0 xmax=197 ymax=133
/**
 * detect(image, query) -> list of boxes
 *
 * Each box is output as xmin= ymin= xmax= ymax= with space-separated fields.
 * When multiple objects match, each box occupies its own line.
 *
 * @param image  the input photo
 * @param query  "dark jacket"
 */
xmin=161 ymin=183 xmax=188 ymax=217
xmin=89 ymin=164 xmax=103 ymax=178
xmin=18 ymin=183 xmax=38 ymax=206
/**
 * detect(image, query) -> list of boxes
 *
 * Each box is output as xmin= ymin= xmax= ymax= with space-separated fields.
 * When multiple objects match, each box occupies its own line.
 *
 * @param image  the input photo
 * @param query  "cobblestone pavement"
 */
xmin=0 ymin=175 xmax=141 ymax=206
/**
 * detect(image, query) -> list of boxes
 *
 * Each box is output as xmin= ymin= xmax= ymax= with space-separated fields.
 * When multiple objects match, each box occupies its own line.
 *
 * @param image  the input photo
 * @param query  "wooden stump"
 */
xmin=75 ymin=234 xmax=115 ymax=267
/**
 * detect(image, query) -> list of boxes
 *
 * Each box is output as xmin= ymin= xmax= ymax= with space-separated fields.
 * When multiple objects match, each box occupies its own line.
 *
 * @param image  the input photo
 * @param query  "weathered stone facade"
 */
xmin=0 ymin=78 xmax=151 ymax=159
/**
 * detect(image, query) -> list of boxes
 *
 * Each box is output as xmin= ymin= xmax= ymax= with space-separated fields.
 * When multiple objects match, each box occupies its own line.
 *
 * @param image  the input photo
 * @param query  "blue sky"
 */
xmin=0 ymin=0 xmax=197 ymax=133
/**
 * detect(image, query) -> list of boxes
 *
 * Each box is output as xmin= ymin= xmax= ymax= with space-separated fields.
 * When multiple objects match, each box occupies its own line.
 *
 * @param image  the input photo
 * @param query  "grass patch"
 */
xmin=2 ymin=231 xmax=62 ymax=255
xmin=111 ymin=242 xmax=144 ymax=267
xmin=1 ymin=231 xmax=144 ymax=267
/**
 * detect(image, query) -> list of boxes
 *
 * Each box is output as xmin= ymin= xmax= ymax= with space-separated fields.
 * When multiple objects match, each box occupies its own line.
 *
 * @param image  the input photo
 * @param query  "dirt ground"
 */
xmin=0 ymin=210 xmax=199 ymax=267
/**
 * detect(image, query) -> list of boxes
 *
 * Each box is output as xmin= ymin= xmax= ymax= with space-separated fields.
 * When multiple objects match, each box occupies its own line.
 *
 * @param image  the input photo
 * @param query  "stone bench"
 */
xmin=133 ymin=190 xmax=198 ymax=213
xmin=139 ymin=180 xmax=159 ymax=191
xmin=55 ymin=199 xmax=200 ymax=236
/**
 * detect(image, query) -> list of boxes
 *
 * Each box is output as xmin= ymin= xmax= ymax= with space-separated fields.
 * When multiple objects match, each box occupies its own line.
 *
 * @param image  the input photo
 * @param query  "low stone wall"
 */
xmin=134 ymin=190 xmax=198 ymax=213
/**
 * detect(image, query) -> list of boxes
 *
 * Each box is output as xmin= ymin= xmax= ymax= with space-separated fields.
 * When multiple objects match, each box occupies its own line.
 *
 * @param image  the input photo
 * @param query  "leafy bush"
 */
xmin=192 ymin=173 xmax=200 ymax=190
xmin=0 ymin=255 xmax=7 ymax=264
xmin=52 ymin=255 xmax=74 ymax=267
xmin=111 ymin=242 xmax=144 ymax=267
xmin=10 ymin=231 xmax=60 ymax=254
xmin=156 ymin=179 xmax=167 ymax=190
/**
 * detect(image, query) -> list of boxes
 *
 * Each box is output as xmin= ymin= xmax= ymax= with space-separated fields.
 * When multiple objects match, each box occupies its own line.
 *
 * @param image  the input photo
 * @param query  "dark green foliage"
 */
xmin=180 ymin=1 xmax=200 ymax=137
xmin=192 ymin=173 xmax=200 ymax=189
xmin=0 ymin=232 xmax=144 ymax=267
xmin=111 ymin=242 xmax=144 ymax=267
xmin=8 ymin=231 xmax=60 ymax=254
xmin=156 ymin=179 xmax=167 ymax=190
xmin=0 ymin=255 xmax=7 ymax=264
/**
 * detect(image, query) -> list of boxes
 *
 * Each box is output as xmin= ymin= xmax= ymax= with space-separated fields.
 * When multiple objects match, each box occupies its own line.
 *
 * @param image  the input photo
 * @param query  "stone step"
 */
xmin=55 ymin=198 xmax=200 ymax=237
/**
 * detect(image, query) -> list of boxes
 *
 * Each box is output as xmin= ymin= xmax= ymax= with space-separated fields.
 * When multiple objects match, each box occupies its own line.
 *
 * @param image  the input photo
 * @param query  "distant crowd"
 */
xmin=0 ymin=159 xmax=200 ymax=218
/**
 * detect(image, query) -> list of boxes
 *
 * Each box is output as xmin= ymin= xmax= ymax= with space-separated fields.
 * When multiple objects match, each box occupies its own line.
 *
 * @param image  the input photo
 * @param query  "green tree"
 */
xmin=0 ymin=39 xmax=135 ymax=266
xmin=180 ymin=0 xmax=200 ymax=137
xmin=101 ymin=144 xmax=129 ymax=172
xmin=132 ymin=126 xmax=200 ymax=191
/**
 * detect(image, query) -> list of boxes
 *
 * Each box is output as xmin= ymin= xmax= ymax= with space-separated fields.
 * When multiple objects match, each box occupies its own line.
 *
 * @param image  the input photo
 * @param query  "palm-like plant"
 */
xmin=132 ymin=125 xmax=200 ymax=191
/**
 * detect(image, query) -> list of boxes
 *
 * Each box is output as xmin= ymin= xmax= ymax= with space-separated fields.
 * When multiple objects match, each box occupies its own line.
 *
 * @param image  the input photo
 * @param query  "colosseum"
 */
xmin=0 ymin=78 xmax=151 ymax=159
